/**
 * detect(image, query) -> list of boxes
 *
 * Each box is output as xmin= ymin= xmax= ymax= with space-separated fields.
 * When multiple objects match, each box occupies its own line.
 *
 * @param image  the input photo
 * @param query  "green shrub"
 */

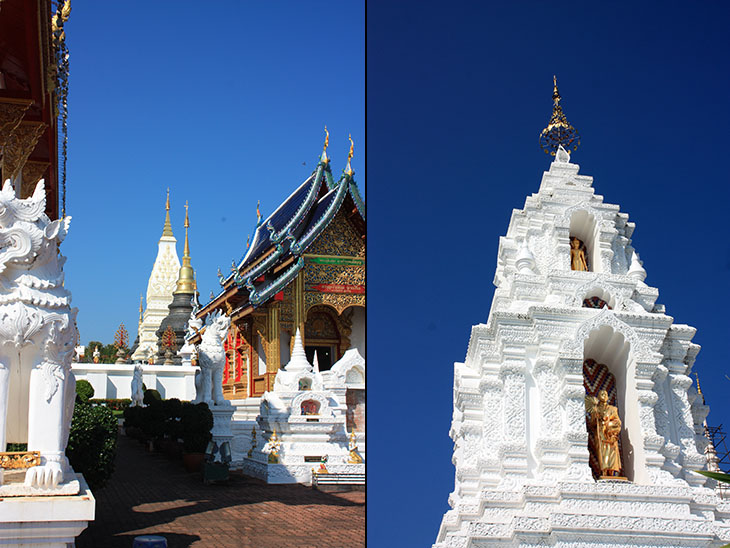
xmin=143 ymin=388 xmax=161 ymax=405
xmin=89 ymin=398 xmax=131 ymax=411
xmin=180 ymin=402 xmax=213 ymax=453
xmin=66 ymin=402 xmax=117 ymax=489
xmin=75 ymin=380 xmax=94 ymax=403
xmin=123 ymin=405 xmax=144 ymax=432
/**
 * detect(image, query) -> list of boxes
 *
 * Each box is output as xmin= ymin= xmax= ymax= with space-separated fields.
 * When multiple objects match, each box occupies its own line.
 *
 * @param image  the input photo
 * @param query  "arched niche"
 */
xmin=301 ymin=399 xmax=320 ymax=416
xmin=583 ymin=325 xmax=646 ymax=483
xmin=582 ymin=287 xmax=614 ymax=310
xmin=570 ymin=210 xmax=600 ymax=273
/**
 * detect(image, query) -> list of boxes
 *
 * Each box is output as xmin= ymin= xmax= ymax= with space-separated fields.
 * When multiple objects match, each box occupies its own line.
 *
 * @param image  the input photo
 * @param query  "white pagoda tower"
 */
xmin=131 ymin=190 xmax=181 ymax=362
xmin=435 ymin=79 xmax=730 ymax=547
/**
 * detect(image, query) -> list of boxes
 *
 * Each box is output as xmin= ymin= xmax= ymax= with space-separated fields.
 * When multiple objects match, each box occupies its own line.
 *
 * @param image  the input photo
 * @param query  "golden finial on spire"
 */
xmin=162 ymin=189 xmax=174 ymax=238
xmin=175 ymin=200 xmax=195 ymax=294
xmin=695 ymin=372 xmax=704 ymax=401
xmin=344 ymin=134 xmax=354 ymax=176
xmin=539 ymin=75 xmax=580 ymax=156
xmin=138 ymin=294 xmax=144 ymax=327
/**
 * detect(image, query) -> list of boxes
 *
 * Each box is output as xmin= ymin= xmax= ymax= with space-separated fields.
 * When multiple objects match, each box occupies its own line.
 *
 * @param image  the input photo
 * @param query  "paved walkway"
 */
xmin=76 ymin=433 xmax=365 ymax=548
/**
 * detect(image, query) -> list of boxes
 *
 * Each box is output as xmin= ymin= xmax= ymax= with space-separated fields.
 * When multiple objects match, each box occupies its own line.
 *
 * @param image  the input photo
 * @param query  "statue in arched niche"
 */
xmin=585 ymin=390 xmax=623 ymax=478
xmin=570 ymin=237 xmax=589 ymax=271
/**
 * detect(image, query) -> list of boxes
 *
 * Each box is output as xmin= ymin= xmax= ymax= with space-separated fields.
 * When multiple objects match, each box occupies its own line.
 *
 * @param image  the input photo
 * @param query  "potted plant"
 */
xmin=181 ymin=402 xmax=213 ymax=472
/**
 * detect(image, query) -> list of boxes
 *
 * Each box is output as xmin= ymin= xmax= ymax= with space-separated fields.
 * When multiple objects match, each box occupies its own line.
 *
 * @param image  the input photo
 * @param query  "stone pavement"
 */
xmin=76 ymin=433 xmax=365 ymax=548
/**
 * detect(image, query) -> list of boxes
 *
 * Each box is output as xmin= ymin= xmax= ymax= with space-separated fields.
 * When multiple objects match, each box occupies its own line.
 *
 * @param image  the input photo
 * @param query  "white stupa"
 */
xmin=131 ymin=190 xmax=181 ymax=362
xmin=435 ymin=80 xmax=730 ymax=547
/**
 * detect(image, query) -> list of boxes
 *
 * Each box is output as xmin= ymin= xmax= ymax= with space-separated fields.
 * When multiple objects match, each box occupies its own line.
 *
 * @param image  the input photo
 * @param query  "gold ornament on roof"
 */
xmin=539 ymin=75 xmax=580 ymax=156
xmin=324 ymin=126 xmax=329 ymax=151
xmin=345 ymin=134 xmax=354 ymax=175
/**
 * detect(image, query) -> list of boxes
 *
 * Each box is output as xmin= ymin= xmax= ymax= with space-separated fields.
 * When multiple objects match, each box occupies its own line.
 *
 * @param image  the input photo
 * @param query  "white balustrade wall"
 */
xmin=71 ymin=363 xmax=197 ymax=401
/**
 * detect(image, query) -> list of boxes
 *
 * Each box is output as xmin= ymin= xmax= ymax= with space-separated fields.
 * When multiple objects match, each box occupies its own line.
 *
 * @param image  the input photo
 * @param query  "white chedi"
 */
xmin=0 ymin=180 xmax=77 ymax=489
xmin=193 ymin=311 xmax=231 ymax=407
xmin=435 ymin=151 xmax=730 ymax=547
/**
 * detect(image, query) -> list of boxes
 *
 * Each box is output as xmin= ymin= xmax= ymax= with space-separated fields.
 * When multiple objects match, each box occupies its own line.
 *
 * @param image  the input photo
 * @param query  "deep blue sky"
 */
xmin=62 ymin=1 xmax=364 ymax=345
xmin=368 ymin=2 xmax=730 ymax=547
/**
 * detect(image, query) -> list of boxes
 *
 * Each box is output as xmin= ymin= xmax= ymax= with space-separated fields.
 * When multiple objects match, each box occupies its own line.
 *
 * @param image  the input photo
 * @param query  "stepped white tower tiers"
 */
xmin=434 ymin=145 xmax=730 ymax=547
xmin=132 ymin=191 xmax=181 ymax=362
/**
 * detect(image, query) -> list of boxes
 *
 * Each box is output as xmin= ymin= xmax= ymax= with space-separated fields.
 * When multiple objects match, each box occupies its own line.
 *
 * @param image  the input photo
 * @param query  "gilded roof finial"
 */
xmin=539 ymin=75 xmax=580 ymax=156
xmin=162 ymin=189 xmax=174 ymax=238
xmin=256 ymin=200 xmax=262 ymax=226
xmin=321 ymin=126 xmax=330 ymax=164
xmin=175 ymin=201 xmax=195 ymax=294
xmin=695 ymin=372 xmax=705 ymax=403
xmin=345 ymin=134 xmax=354 ymax=176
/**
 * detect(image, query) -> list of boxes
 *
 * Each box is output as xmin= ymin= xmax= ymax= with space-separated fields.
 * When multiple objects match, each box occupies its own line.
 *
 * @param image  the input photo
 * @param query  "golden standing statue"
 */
xmin=570 ymin=237 xmax=589 ymax=271
xmin=585 ymin=390 xmax=622 ymax=477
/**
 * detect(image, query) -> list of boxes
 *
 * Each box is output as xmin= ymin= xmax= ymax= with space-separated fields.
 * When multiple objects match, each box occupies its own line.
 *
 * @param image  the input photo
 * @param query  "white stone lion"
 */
xmin=0 ymin=180 xmax=77 ymax=488
xmin=193 ymin=311 xmax=230 ymax=406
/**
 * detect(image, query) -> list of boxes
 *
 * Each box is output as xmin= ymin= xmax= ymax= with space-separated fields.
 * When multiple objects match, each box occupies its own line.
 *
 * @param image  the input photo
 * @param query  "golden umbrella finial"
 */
xmin=539 ymin=75 xmax=580 ymax=156
xmin=175 ymin=200 xmax=195 ymax=295
xmin=162 ymin=189 xmax=174 ymax=238
xmin=345 ymin=134 xmax=354 ymax=175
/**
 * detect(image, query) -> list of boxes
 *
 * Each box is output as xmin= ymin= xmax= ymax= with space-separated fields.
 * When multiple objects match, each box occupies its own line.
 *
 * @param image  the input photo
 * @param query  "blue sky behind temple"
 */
xmin=62 ymin=1 xmax=364 ymax=346
xmin=368 ymin=1 xmax=730 ymax=547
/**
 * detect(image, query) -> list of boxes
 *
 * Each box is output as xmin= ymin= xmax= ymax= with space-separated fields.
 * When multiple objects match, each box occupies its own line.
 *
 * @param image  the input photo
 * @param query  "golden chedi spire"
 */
xmin=174 ymin=201 xmax=196 ymax=294
xmin=138 ymin=294 xmax=144 ymax=328
xmin=539 ymin=75 xmax=580 ymax=156
xmin=162 ymin=188 xmax=174 ymax=238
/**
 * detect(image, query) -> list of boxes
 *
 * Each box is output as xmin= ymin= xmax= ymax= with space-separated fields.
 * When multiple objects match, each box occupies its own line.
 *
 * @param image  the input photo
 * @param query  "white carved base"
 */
xmin=210 ymin=404 xmax=235 ymax=448
xmin=238 ymin=456 xmax=364 ymax=485
xmin=0 ymin=474 xmax=94 ymax=547
xmin=435 ymin=482 xmax=730 ymax=547
xmin=0 ymin=468 xmax=79 ymax=496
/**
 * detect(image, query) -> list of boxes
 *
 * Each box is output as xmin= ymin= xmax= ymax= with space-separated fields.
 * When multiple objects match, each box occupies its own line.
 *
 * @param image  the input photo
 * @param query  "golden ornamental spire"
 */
xmin=321 ymin=126 xmax=330 ymax=164
xmin=539 ymin=75 xmax=580 ymax=156
xmin=175 ymin=201 xmax=195 ymax=294
xmin=345 ymin=134 xmax=354 ymax=175
xmin=138 ymin=294 xmax=144 ymax=327
xmin=162 ymin=188 xmax=174 ymax=238
xmin=695 ymin=372 xmax=705 ymax=404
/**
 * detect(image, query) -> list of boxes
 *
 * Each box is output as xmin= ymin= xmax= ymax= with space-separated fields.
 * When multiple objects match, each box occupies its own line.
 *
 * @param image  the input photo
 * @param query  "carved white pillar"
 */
xmin=534 ymin=359 xmax=567 ymax=481
xmin=478 ymin=376 xmax=504 ymax=488
xmin=635 ymin=360 xmax=666 ymax=482
xmin=667 ymin=370 xmax=706 ymax=486
xmin=499 ymin=360 xmax=528 ymax=481
xmin=559 ymin=357 xmax=593 ymax=482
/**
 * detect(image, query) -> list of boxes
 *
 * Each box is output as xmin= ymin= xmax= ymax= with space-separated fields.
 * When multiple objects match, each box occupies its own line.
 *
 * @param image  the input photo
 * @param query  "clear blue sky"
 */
xmin=63 ymin=1 xmax=364 ymax=345
xmin=368 ymin=1 xmax=730 ymax=547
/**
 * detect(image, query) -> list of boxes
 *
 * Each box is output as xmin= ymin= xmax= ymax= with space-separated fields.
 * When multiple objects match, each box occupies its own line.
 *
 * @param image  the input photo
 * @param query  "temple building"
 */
xmin=131 ymin=192 xmax=181 ymax=362
xmin=198 ymin=133 xmax=365 ymax=398
xmin=196 ymin=133 xmax=365 ymax=482
xmin=0 ymin=0 xmax=67 ymax=218
xmin=434 ymin=79 xmax=730 ymax=547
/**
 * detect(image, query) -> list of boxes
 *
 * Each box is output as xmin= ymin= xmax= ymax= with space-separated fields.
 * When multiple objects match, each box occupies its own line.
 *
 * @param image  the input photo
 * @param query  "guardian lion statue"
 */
xmin=0 ymin=180 xmax=77 ymax=488
xmin=193 ymin=311 xmax=230 ymax=406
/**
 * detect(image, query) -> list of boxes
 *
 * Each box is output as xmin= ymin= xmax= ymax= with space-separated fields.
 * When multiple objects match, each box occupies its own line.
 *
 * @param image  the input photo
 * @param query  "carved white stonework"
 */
xmin=193 ymin=311 xmax=231 ymax=407
xmin=435 ymin=156 xmax=729 ymax=547
xmin=130 ymin=365 xmax=143 ymax=407
xmin=0 ymin=180 xmax=78 ymax=491
xmin=230 ymin=332 xmax=365 ymax=484
xmin=131 ymin=203 xmax=181 ymax=361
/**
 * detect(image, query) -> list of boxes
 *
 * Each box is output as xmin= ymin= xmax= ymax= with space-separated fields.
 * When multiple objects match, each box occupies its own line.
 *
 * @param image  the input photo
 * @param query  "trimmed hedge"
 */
xmin=75 ymin=379 xmax=94 ymax=402
xmin=66 ymin=402 xmax=118 ymax=489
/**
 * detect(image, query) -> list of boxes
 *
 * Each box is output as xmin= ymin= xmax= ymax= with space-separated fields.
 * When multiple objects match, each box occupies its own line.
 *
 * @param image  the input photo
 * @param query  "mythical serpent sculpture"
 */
xmin=193 ymin=311 xmax=230 ymax=406
xmin=0 ymin=180 xmax=77 ymax=488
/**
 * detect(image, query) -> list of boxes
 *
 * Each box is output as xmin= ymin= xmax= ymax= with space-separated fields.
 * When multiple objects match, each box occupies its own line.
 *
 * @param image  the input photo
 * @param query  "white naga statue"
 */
xmin=193 ymin=311 xmax=230 ymax=406
xmin=0 ymin=180 xmax=77 ymax=488
xmin=131 ymin=365 xmax=144 ymax=407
